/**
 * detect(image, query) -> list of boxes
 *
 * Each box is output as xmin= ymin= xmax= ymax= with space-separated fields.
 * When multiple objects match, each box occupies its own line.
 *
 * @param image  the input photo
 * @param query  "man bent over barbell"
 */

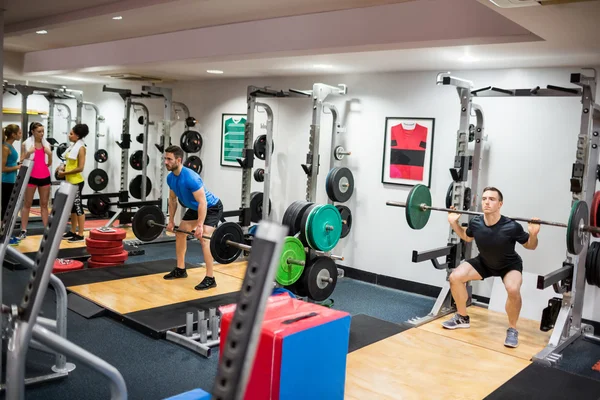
xmin=444 ymin=187 xmax=540 ymax=348
xmin=163 ymin=145 xmax=224 ymax=290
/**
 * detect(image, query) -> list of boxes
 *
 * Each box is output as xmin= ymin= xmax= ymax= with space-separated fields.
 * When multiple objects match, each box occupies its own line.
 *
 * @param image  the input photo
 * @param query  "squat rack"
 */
xmin=408 ymin=73 xmax=487 ymax=327
xmin=470 ymin=71 xmax=600 ymax=366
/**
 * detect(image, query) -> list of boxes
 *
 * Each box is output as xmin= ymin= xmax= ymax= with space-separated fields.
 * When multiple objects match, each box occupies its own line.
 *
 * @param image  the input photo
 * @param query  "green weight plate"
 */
xmin=306 ymin=204 xmax=343 ymax=252
xmin=566 ymin=200 xmax=588 ymax=255
xmin=275 ymin=237 xmax=306 ymax=286
xmin=406 ymin=184 xmax=432 ymax=230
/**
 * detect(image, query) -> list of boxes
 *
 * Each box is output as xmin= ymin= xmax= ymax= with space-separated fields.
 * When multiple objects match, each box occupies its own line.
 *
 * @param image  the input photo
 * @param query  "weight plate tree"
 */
xmin=387 ymin=184 xmax=600 ymax=255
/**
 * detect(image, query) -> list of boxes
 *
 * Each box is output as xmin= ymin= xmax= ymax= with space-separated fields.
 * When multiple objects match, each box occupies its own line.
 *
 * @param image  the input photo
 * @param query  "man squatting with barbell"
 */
xmin=162 ymin=145 xmax=224 ymax=290
xmin=442 ymin=187 xmax=540 ymax=348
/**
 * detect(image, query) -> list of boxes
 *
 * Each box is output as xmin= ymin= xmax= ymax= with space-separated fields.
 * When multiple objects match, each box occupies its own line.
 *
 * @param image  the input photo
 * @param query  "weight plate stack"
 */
xmin=85 ymin=228 xmax=128 ymax=268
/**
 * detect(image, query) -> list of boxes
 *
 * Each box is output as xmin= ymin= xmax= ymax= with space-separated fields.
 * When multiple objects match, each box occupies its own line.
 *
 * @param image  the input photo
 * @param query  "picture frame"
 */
xmin=220 ymin=113 xmax=247 ymax=167
xmin=381 ymin=117 xmax=435 ymax=187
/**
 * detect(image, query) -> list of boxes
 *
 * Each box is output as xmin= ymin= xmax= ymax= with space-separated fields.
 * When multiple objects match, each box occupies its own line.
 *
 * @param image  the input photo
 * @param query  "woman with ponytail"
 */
xmin=2 ymin=124 xmax=23 ymax=245
xmin=19 ymin=122 xmax=52 ymax=240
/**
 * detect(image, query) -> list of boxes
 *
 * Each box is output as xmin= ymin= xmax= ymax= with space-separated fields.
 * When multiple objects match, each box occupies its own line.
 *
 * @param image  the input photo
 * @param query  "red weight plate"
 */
xmin=86 ymin=245 xmax=125 ymax=256
xmin=87 ymin=259 xmax=124 ymax=269
xmin=592 ymin=191 xmax=600 ymax=238
xmin=52 ymin=259 xmax=84 ymax=273
xmin=90 ymin=251 xmax=129 ymax=264
xmin=85 ymin=237 xmax=124 ymax=248
xmin=89 ymin=228 xmax=127 ymax=241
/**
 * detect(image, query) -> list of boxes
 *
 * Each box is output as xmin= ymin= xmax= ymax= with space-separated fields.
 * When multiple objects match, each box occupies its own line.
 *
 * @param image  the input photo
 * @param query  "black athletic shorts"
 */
xmin=182 ymin=200 xmax=223 ymax=227
xmin=466 ymin=255 xmax=523 ymax=280
xmin=28 ymin=176 xmax=52 ymax=187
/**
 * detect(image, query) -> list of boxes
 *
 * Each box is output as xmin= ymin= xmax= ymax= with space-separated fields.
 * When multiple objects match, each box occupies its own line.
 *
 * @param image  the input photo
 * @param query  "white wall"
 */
xmin=7 ymin=66 xmax=598 ymax=322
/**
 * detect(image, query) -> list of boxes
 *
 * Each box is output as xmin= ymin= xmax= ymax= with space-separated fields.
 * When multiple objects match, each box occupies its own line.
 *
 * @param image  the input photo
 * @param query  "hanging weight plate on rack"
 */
xmin=87 ymin=194 xmax=112 ymax=216
xmin=56 ymin=143 xmax=69 ymax=161
xmin=335 ymin=205 xmax=353 ymax=238
xmin=181 ymin=130 xmax=203 ymax=153
xmin=129 ymin=175 xmax=153 ymax=200
xmin=325 ymin=167 xmax=354 ymax=203
xmin=129 ymin=150 xmax=150 ymax=171
xmin=253 ymin=168 xmax=265 ymax=182
xmin=88 ymin=168 xmax=109 ymax=192
xmin=591 ymin=191 xmax=600 ymax=238
xmin=445 ymin=183 xmax=472 ymax=211
xmin=250 ymin=191 xmax=272 ymax=223
xmin=185 ymin=116 xmax=197 ymax=127
xmin=253 ymin=134 xmax=274 ymax=160
xmin=183 ymin=155 xmax=203 ymax=174
xmin=94 ymin=149 xmax=108 ymax=163
xmin=136 ymin=133 xmax=144 ymax=144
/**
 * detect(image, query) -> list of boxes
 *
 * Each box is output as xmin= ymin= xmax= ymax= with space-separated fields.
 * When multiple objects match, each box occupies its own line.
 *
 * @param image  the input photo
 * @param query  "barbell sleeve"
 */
xmin=286 ymin=258 xmax=306 ymax=267
xmin=386 ymin=200 xmax=600 ymax=235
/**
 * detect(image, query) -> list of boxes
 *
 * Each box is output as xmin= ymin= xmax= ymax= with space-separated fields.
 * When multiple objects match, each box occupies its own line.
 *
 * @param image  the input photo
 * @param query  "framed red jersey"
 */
xmin=381 ymin=117 xmax=435 ymax=187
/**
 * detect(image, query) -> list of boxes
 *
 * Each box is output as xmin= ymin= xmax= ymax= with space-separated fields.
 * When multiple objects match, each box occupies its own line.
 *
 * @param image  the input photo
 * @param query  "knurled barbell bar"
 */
xmin=386 ymin=184 xmax=600 ymax=255
xmin=131 ymin=206 xmax=341 ymax=288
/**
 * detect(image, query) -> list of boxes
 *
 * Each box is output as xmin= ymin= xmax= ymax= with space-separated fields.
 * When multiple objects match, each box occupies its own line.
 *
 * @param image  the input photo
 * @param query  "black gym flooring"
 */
xmin=3 ymin=241 xmax=600 ymax=399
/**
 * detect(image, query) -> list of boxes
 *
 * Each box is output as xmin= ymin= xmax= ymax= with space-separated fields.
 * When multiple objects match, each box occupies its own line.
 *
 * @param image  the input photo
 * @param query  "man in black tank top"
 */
xmin=442 ymin=187 xmax=540 ymax=348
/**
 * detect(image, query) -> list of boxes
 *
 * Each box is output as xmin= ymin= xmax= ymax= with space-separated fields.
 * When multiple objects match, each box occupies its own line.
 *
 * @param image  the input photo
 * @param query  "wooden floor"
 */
xmin=345 ymin=306 xmax=553 ymax=399
xmin=68 ymin=265 xmax=246 ymax=314
xmin=214 ymin=261 xmax=248 ymax=280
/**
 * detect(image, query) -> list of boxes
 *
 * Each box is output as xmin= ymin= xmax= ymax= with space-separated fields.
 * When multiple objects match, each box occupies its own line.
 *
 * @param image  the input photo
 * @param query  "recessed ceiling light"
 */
xmin=313 ymin=64 xmax=333 ymax=69
xmin=37 ymin=81 xmax=48 ymax=83
xmin=36 ymin=30 xmax=48 ymax=35
xmin=112 ymin=16 xmax=123 ymax=20
xmin=207 ymin=70 xmax=224 ymax=74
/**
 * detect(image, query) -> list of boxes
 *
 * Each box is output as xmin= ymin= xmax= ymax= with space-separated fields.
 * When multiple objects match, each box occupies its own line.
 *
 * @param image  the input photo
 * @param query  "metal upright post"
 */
xmin=242 ymin=89 xmax=258 ymax=227
xmin=255 ymin=103 xmax=273 ymax=221
xmin=131 ymin=102 xmax=150 ymax=202
xmin=83 ymin=102 xmax=103 ymax=171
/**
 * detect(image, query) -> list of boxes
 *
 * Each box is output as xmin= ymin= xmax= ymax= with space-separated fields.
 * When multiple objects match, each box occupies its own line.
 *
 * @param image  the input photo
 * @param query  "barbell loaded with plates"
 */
xmin=94 ymin=149 xmax=108 ymax=163
xmin=131 ymin=206 xmax=339 ymax=301
xmin=129 ymin=175 xmax=152 ymax=200
xmin=129 ymin=150 xmax=150 ymax=171
xmin=184 ymin=156 xmax=203 ymax=174
xmin=386 ymin=184 xmax=600 ymax=255
xmin=253 ymin=134 xmax=274 ymax=161
xmin=181 ymin=130 xmax=203 ymax=153
xmin=326 ymin=167 xmax=355 ymax=203
xmin=88 ymin=168 xmax=109 ymax=192
xmin=334 ymin=146 xmax=351 ymax=161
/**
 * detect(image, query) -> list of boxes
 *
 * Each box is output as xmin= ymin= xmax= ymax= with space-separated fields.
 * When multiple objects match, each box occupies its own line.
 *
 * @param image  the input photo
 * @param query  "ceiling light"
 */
xmin=459 ymin=55 xmax=479 ymax=63
xmin=313 ymin=64 xmax=333 ymax=69
xmin=36 ymin=30 xmax=48 ymax=35
xmin=207 ymin=70 xmax=224 ymax=74
xmin=112 ymin=16 xmax=123 ymax=20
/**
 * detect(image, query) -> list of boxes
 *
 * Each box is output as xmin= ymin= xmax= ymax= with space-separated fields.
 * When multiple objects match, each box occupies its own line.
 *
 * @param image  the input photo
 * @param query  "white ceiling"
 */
xmin=4 ymin=0 xmax=600 ymax=85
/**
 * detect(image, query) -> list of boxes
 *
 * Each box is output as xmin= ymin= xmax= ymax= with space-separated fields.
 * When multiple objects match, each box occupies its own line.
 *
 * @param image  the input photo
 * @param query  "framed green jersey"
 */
xmin=220 ymin=113 xmax=247 ymax=167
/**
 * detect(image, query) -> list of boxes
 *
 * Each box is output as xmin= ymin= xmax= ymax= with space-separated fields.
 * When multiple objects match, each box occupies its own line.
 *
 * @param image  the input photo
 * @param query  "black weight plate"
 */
xmin=326 ymin=167 xmax=354 ymax=203
xmin=464 ymin=187 xmax=472 ymax=210
xmin=56 ymin=143 xmax=69 ymax=161
xmin=593 ymin=241 xmax=600 ymax=288
xmin=282 ymin=201 xmax=303 ymax=235
xmin=253 ymin=168 xmax=265 ymax=182
xmin=210 ymin=222 xmax=244 ymax=264
xmin=304 ymin=256 xmax=338 ymax=302
xmin=445 ymin=182 xmax=453 ymax=209
xmin=585 ymin=242 xmax=596 ymax=286
xmin=132 ymin=206 xmax=165 ymax=242
xmin=88 ymin=168 xmax=109 ymax=192
xmin=294 ymin=202 xmax=314 ymax=238
xmin=136 ymin=133 xmax=144 ymax=144
xmin=138 ymin=116 xmax=145 ymax=125
xmin=54 ymin=165 xmax=65 ymax=181
xmin=87 ymin=194 xmax=111 ymax=216
xmin=129 ymin=175 xmax=152 ymax=200
xmin=336 ymin=205 xmax=352 ymax=239
xmin=184 ymin=156 xmax=203 ymax=174
xmin=129 ymin=150 xmax=149 ymax=171
xmin=185 ymin=116 xmax=197 ymax=128
xmin=253 ymin=134 xmax=274 ymax=161
xmin=299 ymin=204 xmax=318 ymax=247
xmin=181 ymin=130 xmax=203 ymax=153
xmin=94 ymin=149 xmax=108 ymax=163
xmin=250 ymin=192 xmax=272 ymax=223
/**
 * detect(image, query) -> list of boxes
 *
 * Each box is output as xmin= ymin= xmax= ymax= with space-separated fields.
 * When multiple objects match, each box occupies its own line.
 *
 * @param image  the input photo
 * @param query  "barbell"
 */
xmin=131 ymin=206 xmax=339 ymax=299
xmin=386 ymin=184 xmax=600 ymax=255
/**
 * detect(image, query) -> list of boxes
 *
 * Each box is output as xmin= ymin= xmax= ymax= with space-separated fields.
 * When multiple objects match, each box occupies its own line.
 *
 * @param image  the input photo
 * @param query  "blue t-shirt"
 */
xmin=167 ymin=166 xmax=219 ymax=209
xmin=2 ymin=142 xmax=19 ymax=184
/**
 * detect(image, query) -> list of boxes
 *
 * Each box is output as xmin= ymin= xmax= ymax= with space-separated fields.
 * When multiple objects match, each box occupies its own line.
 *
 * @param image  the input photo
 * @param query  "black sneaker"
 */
xmin=62 ymin=231 xmax=75 ymax=240
xmin=194 ymin=276 xmax=217 ymax=291
xmin=67 ymin=234 xmax=85 ymax=243
xmin=163 ymin=268 xmax=188 ymax=280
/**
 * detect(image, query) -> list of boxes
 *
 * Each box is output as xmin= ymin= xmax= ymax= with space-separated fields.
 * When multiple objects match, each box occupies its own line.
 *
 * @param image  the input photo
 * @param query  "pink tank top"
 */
xmin=31 ymin=147 xmax=50 ymax=179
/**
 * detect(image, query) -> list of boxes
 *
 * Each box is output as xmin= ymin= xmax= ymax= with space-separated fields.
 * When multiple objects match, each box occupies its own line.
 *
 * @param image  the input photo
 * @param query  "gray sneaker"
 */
xmin=505 ymin=328 xmax=519 ymax=348
xmin=442 ymin=313 xmax=470 ymax=330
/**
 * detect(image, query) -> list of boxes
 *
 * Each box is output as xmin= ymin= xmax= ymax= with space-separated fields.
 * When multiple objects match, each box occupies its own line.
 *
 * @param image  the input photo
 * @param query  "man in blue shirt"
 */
xmin=443 ymin=187 xmax=540 ymax=348
xmin=163 ymin=145 xmax=223 ymax=290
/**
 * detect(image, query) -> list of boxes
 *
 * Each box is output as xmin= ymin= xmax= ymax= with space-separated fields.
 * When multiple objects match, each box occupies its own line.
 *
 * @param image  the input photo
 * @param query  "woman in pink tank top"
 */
xmin=19 ymin=122 xmax=52 ymax=239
